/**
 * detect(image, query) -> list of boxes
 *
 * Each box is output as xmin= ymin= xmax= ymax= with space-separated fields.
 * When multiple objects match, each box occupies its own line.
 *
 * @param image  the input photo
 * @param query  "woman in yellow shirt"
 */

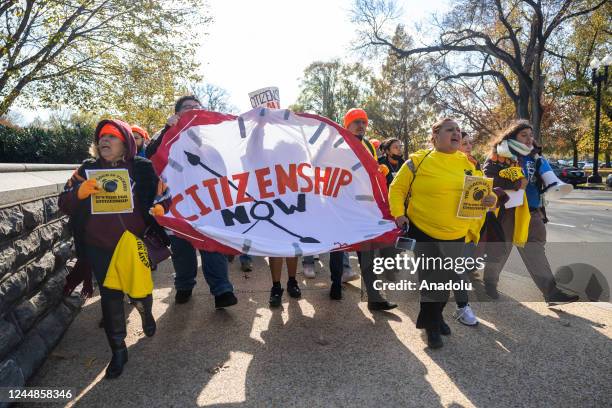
xmin=389 ymin=118 xmax=496 ymax=349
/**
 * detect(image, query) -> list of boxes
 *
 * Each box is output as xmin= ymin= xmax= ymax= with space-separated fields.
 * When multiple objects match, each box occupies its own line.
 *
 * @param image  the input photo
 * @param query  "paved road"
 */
xmin=24 ymin=190 xmax=612 ymax=407
xmin=545 ymin=190 xmax=612 ymax=243
xmin=492 ymin=189 xmax=612 ymax=302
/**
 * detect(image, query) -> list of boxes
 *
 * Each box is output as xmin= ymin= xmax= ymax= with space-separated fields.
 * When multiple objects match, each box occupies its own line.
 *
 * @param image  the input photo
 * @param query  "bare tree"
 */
xmin=351 ymin=0 xmax=608 ymax=140
xmin=190 ymin=83 xmax=237 ymax=113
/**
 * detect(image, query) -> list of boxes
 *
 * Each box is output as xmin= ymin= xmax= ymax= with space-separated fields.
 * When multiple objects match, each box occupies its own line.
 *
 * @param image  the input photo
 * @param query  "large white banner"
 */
xmin=151 ymin=108 xmax=397 ymax=256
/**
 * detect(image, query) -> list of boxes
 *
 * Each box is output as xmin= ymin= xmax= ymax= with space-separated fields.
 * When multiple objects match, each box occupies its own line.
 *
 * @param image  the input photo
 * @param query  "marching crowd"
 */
xmin=59 ymin=95 xmax=579 ymax=379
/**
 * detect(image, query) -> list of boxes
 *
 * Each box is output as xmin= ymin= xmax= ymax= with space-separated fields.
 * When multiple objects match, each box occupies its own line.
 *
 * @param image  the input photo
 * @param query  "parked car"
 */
xmin=607 ymin=174 xmax=612 ymax=188
xmin=550 ymin=163 xmax=587 ymax=186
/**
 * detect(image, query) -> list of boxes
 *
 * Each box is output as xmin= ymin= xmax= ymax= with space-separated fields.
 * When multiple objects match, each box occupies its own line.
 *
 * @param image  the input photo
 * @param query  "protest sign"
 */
xmin=249 ymin=87 xmax=280 ymax=109
xmin=150 ymin=108 xmax=397 ymax=256
xmin=86 ymin=169 xmax=134 ymax=214
xmin=457 ymin=175 xmax=493 ymax=218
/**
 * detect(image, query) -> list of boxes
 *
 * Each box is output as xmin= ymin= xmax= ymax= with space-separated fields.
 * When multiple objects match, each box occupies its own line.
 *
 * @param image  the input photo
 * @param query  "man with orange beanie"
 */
xmin=327 ymin=109 xmax=397 ymax=311
xmin=145 ymin=95 xmax=238 ymax=309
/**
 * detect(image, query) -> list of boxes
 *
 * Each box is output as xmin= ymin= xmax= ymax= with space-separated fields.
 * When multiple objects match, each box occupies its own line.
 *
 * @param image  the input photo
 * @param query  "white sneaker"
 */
xmin=454 ymin=305 xmax=479 ymax=326
xmin=303 ymin=264 xmax=315 ymax=279
xmin=341 ymin=267 xmax=359 ymax=283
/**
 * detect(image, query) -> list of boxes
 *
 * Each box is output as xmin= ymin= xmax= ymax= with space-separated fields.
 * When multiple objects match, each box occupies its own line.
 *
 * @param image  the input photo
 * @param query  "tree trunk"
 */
xmin=0 ymin=84 xmax=25 ymax=117
xmin=517 ymin=83 xmax=531 ymax=121
xmin=572 ymin=141 xmax=579 ymax=168
xmin=530 ymin=96 xmax=543 ymax=143
xmin=529 ymin=54 xmax=544 ymax=142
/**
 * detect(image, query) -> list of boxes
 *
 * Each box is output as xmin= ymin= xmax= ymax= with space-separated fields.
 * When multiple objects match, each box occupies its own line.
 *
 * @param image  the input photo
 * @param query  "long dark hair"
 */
xmin=489 ymin=119 xmax=533 ymax=155
xmin=380 ymin=138 xmax=401 ymax=153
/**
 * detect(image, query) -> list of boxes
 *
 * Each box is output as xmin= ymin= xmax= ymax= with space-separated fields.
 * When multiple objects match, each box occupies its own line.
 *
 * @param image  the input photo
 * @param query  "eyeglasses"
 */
xmin=180 ymin=103 xmax=201 ymax=112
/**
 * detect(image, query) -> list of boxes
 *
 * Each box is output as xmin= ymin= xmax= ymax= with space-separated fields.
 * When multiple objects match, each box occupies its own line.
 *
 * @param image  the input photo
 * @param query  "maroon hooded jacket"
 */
xmin=60 ymin=119 xmax=154 ymax=249
xmin=59 ymin=119 xmax=170 ymax=296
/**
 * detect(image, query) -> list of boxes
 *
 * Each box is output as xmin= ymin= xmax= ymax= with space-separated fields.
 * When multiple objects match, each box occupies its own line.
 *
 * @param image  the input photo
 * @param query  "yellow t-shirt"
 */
xmin=389 ymin=149 xmax=477 ymax=241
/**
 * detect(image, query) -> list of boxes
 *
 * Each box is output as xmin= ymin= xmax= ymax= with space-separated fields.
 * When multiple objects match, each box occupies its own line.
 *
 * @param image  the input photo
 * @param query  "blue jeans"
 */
xmin=303 ymin=252 xmax=350 ymax=268
xmin=169 ymin=235 xmax=233 ymax=296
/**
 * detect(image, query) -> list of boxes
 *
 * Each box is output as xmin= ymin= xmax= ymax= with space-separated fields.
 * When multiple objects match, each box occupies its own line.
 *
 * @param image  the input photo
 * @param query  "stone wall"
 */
xmin=0 ymin=170 xmax=82 ymax=395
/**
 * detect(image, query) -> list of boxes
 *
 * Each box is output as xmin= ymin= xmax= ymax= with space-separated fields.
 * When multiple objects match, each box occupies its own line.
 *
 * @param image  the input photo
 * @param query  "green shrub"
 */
xmin=0 ymin=125 xmax=93 ymax=163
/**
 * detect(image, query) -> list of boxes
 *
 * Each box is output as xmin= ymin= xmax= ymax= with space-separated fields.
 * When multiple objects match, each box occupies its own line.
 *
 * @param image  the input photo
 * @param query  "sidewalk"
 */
xmin=24 ymin=255 xmax=612 ymax=407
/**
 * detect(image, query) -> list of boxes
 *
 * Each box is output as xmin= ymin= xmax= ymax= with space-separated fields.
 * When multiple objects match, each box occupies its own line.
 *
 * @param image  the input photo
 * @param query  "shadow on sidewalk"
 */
xmin=389 ymin=283 xmax=612 ymax=407
xmin=23 ymin=255 xmax=611 ymax=407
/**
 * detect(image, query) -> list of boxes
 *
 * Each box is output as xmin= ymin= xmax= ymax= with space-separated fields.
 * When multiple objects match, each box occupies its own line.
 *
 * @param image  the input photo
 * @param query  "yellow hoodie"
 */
xmin=389 ymin=149 xmax=478 ymax=241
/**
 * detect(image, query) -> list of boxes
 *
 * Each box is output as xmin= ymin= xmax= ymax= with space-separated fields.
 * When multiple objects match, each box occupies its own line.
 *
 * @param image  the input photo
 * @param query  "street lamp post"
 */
xmin=587 ymin=55 xmax=611 ymax=184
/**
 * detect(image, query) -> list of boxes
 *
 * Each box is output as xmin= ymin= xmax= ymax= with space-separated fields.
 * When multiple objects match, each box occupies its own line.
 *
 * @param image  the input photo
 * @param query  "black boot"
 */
xmin=546 ymin=289 xmax=579 ymax=306
xmin=287 ymin=278 xmax=301 ymax=298
xmin=215 ymin=292 xmax=238 ymax=309
xmin=367 ymin=301 xmax=398 ymax=311
xmin=426 ymin=328 xmax=443 ymax=349
xmin=485 ymin=283 xmax=499 ymax=299
xmin=130 ymin=295 xmax=156 ymax=337
xmin=440 ymin=320 xmax=451 ymax=336
xmin=329 ymin=282 xmax=342 ymax=300
xmin=101 ymin=289 xmax=128 ymax=379
xmin=269 ymin=285 xmax=284 ymax=307
xmin=175 ymin=288 xmax=193 ymax=304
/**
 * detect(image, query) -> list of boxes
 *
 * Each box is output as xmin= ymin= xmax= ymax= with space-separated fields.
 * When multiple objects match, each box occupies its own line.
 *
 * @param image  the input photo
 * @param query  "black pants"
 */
xmin=329 ymin=250 xmax=384 ymax=302
xmin=86 ymin=245 xmax=153 ymax=351
xmin=407 ymin=225 xmax=466 ymax=330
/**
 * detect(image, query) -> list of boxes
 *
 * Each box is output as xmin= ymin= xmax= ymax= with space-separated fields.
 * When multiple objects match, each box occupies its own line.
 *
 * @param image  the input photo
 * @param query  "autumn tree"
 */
xmin=0 ymin=0 xmax=209 ymax=116
xmin=364 ymin=25 xmax=437 ymax=153
xmin=290 ymin=60 xmax=373 ymax=124
xmin=351 ymin=0 xmax=609 ymax=140
xmin=546 ymin=2 xmax=611 ymax=165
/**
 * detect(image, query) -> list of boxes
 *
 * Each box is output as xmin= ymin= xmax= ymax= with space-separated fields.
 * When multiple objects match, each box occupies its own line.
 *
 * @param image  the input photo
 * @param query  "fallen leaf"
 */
xmin=207 ymin=363 xmax=229 ymax=374
xmin=86 ymin=358 xmax=97 ymax=368
xmin=315 ymin=336 xmax=330 ymax=346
